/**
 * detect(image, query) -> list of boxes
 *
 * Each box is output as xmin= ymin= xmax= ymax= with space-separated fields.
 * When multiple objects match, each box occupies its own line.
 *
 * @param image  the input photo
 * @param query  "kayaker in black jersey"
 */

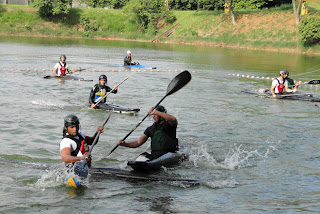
xmin=117 ymin=105 xmax=178 ymax=160
xmin=285 ymin=70 xmax=300 ymax=90
xmin=52 ymin=55 xmax=73 ymax=77
xmin=124 ymin=50 xmax=139 ymax=66
xmin=60 ymin=114 xmax=104 ymax=167
xmin=89 ymin=74 xmax=118 ymax=109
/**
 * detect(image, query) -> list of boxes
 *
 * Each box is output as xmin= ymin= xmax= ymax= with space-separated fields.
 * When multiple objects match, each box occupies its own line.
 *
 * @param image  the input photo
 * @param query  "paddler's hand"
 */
xmin=91 ymin=103 xmax=96 ymax=109
xmin=148 ymin=107 xmax=158 ymax=115
xmin=96 ymin=126 xmax=104 ymax=133
xmin=272 ymin=94 xmax=277 ymax=98
xmin=114 ymin=85 xmax=118 ymax=90
xmin=117 ymin=140 xmax=126 ymax=147
xmin=81 ymin=152 xmax=91 ymax=160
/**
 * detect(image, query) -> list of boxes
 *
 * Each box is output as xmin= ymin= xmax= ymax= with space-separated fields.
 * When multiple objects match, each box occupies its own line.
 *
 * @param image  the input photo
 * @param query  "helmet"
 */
xmin=280 ymin=70 xmax=289 ymax=75
xmin=156 ymin=105 xmax=167 ymax=113
xmin=99 ymin=74 xmax=107 ymax=81
xmin=64 ymin=115 xmax=80 ymax=127
xmin=60 ymin=54 xmax=66 ymax=60
xmin=127 ymin=50 xmax=131 ymax=54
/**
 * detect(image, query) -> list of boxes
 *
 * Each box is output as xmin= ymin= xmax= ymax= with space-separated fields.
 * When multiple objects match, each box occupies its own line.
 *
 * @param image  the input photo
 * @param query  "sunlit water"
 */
xmin=0 ymin=36 xmax=320 ymax=213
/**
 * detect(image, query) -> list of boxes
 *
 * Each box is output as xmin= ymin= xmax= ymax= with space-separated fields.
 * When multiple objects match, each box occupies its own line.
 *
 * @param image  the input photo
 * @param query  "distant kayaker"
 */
xmin=117 ymin=105 xmax=179 ymax=160
xmin=270 ymin=70 xmax=299 ymax=98
xmin=89 ymin=74 xmax=118 ymax=109
xmin=52 ymin=55 xmax=73 ymax=77
xmin=124 ymin=50 xmax=139 ymax=66
xmin=60 ymin=114 xmax=104 ymax=167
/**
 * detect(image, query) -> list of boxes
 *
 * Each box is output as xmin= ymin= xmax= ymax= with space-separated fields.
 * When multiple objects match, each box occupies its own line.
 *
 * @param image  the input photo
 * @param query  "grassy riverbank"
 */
xmin=1 ymin=3 xmax=320 ymax=54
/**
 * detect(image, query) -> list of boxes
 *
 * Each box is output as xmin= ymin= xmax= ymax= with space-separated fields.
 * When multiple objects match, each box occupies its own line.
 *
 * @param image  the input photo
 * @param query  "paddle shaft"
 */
xmin=89 ymin=112 xmax=112 ymax=153
xmin=107 ymin=95 xmax=168 ymax=156
xmin=94 ymin=72 xmax=135 ymax=107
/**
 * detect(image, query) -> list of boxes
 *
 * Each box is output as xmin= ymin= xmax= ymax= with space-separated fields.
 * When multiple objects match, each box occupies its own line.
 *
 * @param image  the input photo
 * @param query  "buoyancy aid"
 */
xmin=150 ymin=129 xmax=178 ymax=159
xmin=59 ymin=62 xmax=67 ymax=75
xmin=94 ymin=85 xmax=107 ymax=103
xmin=63 ymin=134 xmax=91 ymax=165
xmin=275 ymin=78 xmax=285 ymax=94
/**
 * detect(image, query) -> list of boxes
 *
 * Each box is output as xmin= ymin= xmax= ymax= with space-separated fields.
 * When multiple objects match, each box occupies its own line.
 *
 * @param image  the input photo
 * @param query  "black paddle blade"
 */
xmin=166 ymin=70 xmax=192 ymax=96
xmin=73 ymin=161 xmax=89 ymax=179
xmin=307 ymin=80 xmax=320 ymax=84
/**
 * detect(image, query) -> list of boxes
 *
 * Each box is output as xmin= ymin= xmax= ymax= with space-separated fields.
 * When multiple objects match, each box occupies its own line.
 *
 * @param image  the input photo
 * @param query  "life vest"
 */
xmin=150 ymin=129 xmax=178 ymax=159
xmin=63 ymin=134 xmax=91 ymax=165
xmin=94 ymin=85 xmax=107 ymax=103
xmin=59 ymin=62 xmax=67 ymax=75
xmin=275 ymin=78 xmax=285 ymax=94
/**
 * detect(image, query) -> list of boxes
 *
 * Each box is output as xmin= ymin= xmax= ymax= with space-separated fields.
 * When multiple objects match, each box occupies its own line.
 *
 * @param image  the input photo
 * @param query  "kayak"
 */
xmin=127 ymin=146 xmax=190 ymax=172
xmin=95 ymin=103 xmax=140 ymax=114
xmin=241 ymin=89 xmax=320 ymax=102
xmin=43 ymin=75 xmax=93 ymax=81
xmin=113 ymin=64 xmax=157 ymax=69
xmin=89 ymin=167 xmax=200 ymax=184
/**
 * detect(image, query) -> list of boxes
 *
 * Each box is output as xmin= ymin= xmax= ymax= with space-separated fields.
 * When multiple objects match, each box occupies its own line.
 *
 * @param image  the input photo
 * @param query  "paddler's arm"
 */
xmin=270 ymin=85 xmax=277 ymax=98
xmin=148 ymin=108 xmax=178 ymax=125
xmin=61 ymin=147 xmax=91 ymax=163
xmin=89 ymin=86 xmax=97 ymax=108
xmin=90 ymin=126 xmax=104 ymax=144
xmin=117 ymin=134 xmax=148 ymax=148
xmin=53 ymin=67 xmax=59 ymax=76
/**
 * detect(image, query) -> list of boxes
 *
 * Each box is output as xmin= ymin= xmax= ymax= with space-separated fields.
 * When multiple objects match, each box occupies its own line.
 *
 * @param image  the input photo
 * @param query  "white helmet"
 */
xmin=127 ymin=50 xmax=131 ymax=54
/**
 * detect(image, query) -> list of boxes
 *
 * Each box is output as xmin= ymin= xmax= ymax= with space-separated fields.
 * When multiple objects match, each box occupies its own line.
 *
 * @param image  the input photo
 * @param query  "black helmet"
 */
xmin=64 ymin=114 xmax=79 ymax=127
xmin=280 ymin=70 xmax=289 ymax=75
xmin=156 ymin=105 xmax=167 ymax=113
xmin=60 ymin=54 xmax=66 ymax=60
xmin=99 ymin=74 xmax=107 ymax=81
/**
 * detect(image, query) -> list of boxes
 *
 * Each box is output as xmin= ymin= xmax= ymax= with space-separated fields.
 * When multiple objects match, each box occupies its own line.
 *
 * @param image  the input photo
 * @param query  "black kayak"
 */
xmin=89 ymin=167 xmax=200 ymax=184
xmin=241 ymin=89 xmax=320 ymax=102
xmin=127 ymin=146 xmax=190 ymax=172
xmin=44 ymin=75 xmax=93 ymax=81
xmin=95 ymin=103 xmax=140 ymax=114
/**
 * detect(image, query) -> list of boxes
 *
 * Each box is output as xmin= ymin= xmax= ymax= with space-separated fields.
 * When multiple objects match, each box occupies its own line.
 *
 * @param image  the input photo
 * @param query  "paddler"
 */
xmin=285 ymin=70 xmax=300 ymax=90
xmin=124 ymin=50 xmax=139 ymax=66
xmin=52 ymin=54 xmax=73 ymax=77
xmin=270 ymin=70 xmax=299 ymax=98
xmin=60 ymin=114 xmax=104 ymax=168
xmin=89 ymin=74 xmax=118 ymax=109
xmin=117 ymin=105 xmax=179 ymax=160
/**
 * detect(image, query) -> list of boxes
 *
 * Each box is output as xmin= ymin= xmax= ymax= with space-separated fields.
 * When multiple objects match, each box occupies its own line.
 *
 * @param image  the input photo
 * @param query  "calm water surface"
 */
xmin=0 ymin=36 xmax=320 ymax=213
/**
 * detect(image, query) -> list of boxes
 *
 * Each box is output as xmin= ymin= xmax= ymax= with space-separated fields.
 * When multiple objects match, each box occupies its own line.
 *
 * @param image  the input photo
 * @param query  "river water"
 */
xmin=0 ymin=36 xmax=320 ymax=213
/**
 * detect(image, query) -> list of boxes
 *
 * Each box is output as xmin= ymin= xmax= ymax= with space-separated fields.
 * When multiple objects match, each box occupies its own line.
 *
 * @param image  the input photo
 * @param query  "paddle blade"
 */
xmin=307 ymin=80 xmax=320 ymax=84
xmin=166 ymin=70 xmax=192 ymax=96
xmin=73 ymin=161 xmax=89 ymax=179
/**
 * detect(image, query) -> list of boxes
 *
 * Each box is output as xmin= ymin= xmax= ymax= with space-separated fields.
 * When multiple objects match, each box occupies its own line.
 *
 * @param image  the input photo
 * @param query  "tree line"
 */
xmin=30 ymin=0 xmax=320 ymax=46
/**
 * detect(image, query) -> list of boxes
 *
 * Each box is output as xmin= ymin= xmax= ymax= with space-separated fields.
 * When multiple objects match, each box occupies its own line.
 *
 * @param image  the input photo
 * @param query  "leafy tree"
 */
xmin=31 ymin=0 xmax=70 ymax=17
xmin=124 ymin=0 xmax=176 ymax=34
xmin=299 ymin=16 xmax=320 ymax=46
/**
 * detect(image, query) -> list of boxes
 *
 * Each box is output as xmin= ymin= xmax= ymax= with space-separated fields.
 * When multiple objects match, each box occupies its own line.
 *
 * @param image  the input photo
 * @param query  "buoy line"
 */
xmin=1 ymin=68 xmax=195 ymax=73
xmin=228 ymin=73 xmax=319 ymax=88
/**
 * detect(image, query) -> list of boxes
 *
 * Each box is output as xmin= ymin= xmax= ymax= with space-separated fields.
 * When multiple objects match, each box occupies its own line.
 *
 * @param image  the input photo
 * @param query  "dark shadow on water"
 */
xmin=136 ymin=195 xmax=177 ymax=214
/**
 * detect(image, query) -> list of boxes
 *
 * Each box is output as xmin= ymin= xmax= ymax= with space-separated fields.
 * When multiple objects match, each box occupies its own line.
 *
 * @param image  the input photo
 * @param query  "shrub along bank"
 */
xmin=1 ymin=4 xmax=320 ymax=54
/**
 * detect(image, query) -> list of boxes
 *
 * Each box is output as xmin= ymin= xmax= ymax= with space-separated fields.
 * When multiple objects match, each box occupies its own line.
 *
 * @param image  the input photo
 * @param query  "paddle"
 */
xmin=73 ymin=113 xmax=112 ymax=177
xmin=93 ymin=72 xmax=135 ymax=108
xmin=105 ymin=70 xmax=192 ymax=157
xmin=307 ymin=80 xmax=320 ymax=84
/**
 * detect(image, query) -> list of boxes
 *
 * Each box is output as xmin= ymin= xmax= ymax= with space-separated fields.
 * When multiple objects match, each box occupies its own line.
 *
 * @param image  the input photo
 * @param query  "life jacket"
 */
xmin=63 ymin=133 xmax=91 ymax=165
xmin=94 ymin=85 xmax=107 ymax=103
xmin=275 ymin=78 xmax=285 ymax=94
xmin=59 ymin=62 xmax=67 ymax=75
xmin=150 ymin=129 xmax=178 ymax=159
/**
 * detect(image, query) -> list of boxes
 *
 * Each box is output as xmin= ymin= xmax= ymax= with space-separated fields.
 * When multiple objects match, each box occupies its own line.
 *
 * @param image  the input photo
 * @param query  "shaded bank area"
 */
xmin=0 ymin=5 xmax=320 ymax=55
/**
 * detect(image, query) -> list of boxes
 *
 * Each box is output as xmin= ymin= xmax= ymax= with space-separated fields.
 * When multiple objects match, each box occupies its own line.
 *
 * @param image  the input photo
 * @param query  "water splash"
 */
xmin=31 ymin=99 xmax=66 ymax=108
xmin=189 ymin=140 xmax=281 ymax=170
